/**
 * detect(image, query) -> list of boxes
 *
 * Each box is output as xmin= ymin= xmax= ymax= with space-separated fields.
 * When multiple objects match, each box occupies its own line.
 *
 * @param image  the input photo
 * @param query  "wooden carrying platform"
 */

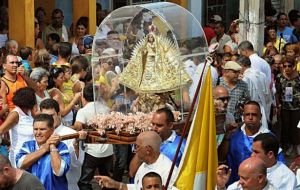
xmin=60 ymin=120 xmax=189 ymax=144
xmin=60 ymin=131 xmax=137 ymax=144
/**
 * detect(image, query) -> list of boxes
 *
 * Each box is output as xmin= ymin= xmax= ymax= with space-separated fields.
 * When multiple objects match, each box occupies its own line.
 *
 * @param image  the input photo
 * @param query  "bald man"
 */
xmin=217 ymin=157 xmax=276 ymax=190
xmin=213 ymin=86 xmax=237 ymax=159
xmin=94 ymin=131 xmax=178 ymax=190
xmin=213 ymin=86 xmax=231 ymax=111
xmin=273 ymin=54 xmax=283 ymax=74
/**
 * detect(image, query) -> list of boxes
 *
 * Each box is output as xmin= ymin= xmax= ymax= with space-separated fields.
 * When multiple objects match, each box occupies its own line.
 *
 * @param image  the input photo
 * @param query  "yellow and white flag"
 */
xmin=174 ymin=67 xmax=217 ymax=190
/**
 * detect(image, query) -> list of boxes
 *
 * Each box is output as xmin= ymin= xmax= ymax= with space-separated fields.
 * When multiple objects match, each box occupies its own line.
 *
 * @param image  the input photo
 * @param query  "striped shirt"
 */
xmin=219 ymin=77 xmax=250 ymax=121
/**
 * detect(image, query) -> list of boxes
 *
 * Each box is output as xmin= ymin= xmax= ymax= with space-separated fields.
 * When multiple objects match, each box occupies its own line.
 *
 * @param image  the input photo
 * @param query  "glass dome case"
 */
xmin=91 ymin=2 xmax=208 ymax=119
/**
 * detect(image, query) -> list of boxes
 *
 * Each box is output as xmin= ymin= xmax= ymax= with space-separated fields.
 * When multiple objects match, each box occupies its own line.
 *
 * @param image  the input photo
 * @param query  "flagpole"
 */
xmin=164 ymin=56 xmax=212 ymax=189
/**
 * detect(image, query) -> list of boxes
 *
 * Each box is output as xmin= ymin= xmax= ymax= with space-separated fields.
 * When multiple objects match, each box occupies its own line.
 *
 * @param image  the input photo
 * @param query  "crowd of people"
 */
xmin=0 ymin=2 xmax=299 ymax=190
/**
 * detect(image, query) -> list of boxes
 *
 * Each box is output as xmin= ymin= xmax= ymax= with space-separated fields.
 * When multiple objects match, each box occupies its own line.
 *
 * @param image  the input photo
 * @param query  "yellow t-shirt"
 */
xmin=96 ymin=74 xmax=113 ymax=108
xmin=96 ymin=74 xmax=107 ymax=85
xmin=62 ymin=79 xmax=74 ymax=101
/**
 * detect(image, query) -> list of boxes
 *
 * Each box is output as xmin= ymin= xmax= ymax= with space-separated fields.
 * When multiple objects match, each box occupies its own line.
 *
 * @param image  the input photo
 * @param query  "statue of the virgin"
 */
xmin=119 ymin=24 xmax=191 ymax=94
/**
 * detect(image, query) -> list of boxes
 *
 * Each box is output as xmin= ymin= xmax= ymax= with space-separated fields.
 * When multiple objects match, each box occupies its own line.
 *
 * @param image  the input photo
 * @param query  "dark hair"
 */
xmin=244 ymin=100 xmax=261 ymax=113
xmin=0 ymin=22 xmax=8 ymax=32
xmin=12 ymin=87 xmax=36 ymax=110
xmin=142 ymin=172 xmax=162 ymax=186
xmin=48 ymin=67 xmax=64 ymax=89
xmin=265 ymin=24 xmax=277 ymax=33
xmin=49 ymin=43 xmax=60 ymax=56
xmin=33 ymin=113 xmax=54 ymax=129
xmin=76 ymin=16 xmax=88 ymax=29
xmin=84 ymin=68 xmax=93 ymax=83
xmin=237 ymin=55 xmax=251 ymax=67
xmin=96 ymin=3 xmax=102 ymax=11
xmin=71 ymin=56 xmax=89 ymax=74
xmin=238 ymin=41 xmax=254 ymax=51
xmin=19 ymin=47 xmax=32 ymax=60
xmin=277 ymin=12 xmax=287 ymax=21
xmin=253 ymin=133 xmax=279 ymax=158
xmin=107 ymin=30 xmax=119 ymax=36
xmin=58 ymin=42 xmax=72 ymax=59
xmin=283 ymin=56 xmax=296 ymax=66
xmin=83 ymin=83 xmax=94 ymax=102
xmin=263 ymin=46 xmax=279 ymax=58
xmin=40 ymin=98 xmax=60 ymax=113
xmin=156 ymin=107 xmax=174 ymax=123
xmin=2 ymin=54 xmax=13 ymax=66
xmin=288 ymin=10 xmax=300 ymax=26
xmin=0 ymin=154 xmax=11 ymax=172
xmin=35 ymin=7 xmax=46 ymax=18
xmin=264 ymin=56 xmax=275 ymax=65
xmin=52 ymin=9 xmax=63 ymax=17
xmin=264 ymin=25 xmax=277 ymax=46
xmin=48 ymin=33 xmax=61 ymax=43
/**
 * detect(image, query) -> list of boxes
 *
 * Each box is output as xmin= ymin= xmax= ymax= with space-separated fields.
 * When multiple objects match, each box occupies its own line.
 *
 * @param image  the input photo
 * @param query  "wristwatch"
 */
xmin=50 ymin=147 xmax=58 ymax=152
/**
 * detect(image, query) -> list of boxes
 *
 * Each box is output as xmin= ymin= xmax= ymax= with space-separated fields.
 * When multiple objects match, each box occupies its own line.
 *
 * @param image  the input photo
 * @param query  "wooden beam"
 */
xmin=9 ymin=0 xmax=35 ymax=48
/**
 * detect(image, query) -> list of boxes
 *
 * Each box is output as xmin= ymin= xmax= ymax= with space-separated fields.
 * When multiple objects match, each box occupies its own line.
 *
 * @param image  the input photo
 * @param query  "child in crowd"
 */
xmin=19 ymin=46 xmax=33 ymax=74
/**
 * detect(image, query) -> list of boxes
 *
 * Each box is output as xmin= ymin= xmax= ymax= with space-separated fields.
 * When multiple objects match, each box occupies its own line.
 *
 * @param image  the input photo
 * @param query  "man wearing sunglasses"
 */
xmin=219 ymin=61 xmax=250 ymax=123
xmin=0 ymin=54 xmax=38 ymax=112
xmin=213 ymin=86 xmax=237 ymax=154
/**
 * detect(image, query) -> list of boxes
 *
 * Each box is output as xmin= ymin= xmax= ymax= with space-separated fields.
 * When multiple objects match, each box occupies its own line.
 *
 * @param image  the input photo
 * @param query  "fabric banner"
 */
xmin=174 ymin=67 xmax=217 ymax=190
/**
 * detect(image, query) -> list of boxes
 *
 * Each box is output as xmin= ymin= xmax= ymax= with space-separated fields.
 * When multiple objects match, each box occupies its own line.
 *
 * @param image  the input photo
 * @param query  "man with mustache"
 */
xmin=220 ymin=101 xmax=285 ymax=185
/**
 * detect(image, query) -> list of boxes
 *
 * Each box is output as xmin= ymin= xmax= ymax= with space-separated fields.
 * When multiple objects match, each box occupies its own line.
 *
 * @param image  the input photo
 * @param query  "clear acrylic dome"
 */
xmin=91 ymin=2 xmax=208 ymax=116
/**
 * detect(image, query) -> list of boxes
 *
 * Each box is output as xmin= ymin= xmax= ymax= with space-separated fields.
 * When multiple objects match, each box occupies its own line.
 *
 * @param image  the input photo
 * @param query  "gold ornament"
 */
xmin=119 ymin=33 xmax=191 ymax=93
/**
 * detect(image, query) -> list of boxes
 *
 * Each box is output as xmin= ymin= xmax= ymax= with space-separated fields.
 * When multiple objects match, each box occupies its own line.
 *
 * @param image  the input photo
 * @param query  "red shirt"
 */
xmin=203 ymin=26 xmax=216 ymax=45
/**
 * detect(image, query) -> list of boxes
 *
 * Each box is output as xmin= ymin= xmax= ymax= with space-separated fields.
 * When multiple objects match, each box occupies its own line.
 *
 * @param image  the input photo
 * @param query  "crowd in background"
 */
xmin=0 ymin=2 xmax=299 ymax=190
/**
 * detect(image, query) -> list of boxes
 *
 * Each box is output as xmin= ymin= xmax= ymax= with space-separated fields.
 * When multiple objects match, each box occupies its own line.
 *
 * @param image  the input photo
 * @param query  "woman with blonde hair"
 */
xmin=285 ymin=43 xmax=300 ymax=72
xmin=33 ymin=48 xmax=51 ymax=71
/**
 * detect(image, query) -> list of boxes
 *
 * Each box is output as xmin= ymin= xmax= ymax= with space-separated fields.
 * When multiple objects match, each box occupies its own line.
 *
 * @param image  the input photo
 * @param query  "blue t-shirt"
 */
xmin=50 ymin=54 xmax=58 ymax=65
xmin=227 ymin=129 xmax=285 ymax=185
xmin=16 ymin=140 xmax=70 ymax=190
xmin=160 ymin=131 xmax=186 ymax=167
xmin=21 ymin=60 xmax=32 ymax=73
xmin=277 ymin=26 xmax=298 ymax=43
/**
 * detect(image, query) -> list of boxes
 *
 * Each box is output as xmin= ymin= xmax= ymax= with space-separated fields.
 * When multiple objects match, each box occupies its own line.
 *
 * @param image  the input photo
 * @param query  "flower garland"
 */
xmin=88 ymin=111 xmax=181 ymax=136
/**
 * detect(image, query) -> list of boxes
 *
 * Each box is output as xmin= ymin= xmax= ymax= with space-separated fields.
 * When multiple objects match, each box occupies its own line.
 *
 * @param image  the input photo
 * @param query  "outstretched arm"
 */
xmin=94 ymin=175 xmax=128 ymax=190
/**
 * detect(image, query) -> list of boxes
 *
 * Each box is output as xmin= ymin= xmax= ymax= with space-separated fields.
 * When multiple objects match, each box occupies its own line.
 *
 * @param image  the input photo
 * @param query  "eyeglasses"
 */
xmin=215 ymin=96 xmax=230 ymax=102
xmin=283 ymin=65 xmax=293 ymax=68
